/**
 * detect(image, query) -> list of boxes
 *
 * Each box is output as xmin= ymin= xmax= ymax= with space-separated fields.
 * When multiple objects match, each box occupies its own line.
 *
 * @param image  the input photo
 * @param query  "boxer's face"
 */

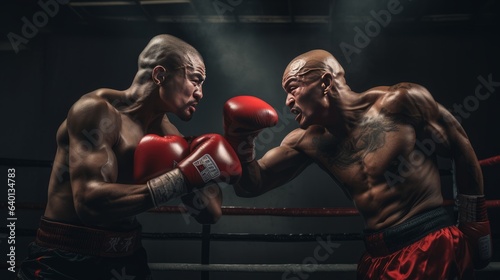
xmin=283 ymin=68 xmax=328 ymax=129
xmin=162 ymin=55 xmax=206 ymax=121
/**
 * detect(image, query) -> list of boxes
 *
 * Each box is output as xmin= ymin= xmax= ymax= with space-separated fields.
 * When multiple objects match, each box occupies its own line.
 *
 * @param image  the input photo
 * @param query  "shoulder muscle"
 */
xmin=67 ymin=96 xmax=120 ymax=147
xmin=381 ymin=82 xmax=439 ymax=124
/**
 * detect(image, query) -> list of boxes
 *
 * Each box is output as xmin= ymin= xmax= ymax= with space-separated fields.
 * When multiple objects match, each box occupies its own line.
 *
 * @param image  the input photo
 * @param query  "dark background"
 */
xmin=0 ymin=0 xmax=499 ymax=279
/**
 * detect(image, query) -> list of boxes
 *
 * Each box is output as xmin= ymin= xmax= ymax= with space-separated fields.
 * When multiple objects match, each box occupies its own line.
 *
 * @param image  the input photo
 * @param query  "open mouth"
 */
xmin=291 ymin=107 xmax=302 ymax=122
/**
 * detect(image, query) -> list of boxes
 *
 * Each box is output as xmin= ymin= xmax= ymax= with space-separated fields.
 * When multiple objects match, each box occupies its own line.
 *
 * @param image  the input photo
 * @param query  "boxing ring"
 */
xmin=2 ymin=155 xmax=500 ymax=279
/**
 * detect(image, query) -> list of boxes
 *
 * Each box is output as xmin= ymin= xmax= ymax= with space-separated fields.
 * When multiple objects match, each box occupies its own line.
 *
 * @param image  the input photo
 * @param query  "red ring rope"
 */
xmin=479 ymin=155 xmax=500 ymax=167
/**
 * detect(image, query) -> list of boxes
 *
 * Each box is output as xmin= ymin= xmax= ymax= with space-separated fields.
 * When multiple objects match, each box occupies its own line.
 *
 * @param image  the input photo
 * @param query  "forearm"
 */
xmin=233 ymin=160 xmax=268 ymax=197
xmin=455 ymin=167 xmax=491 ymax=269
xmin=74 ymin=182 xmax=154 ymax=225
xmin=181 ymin=183 xmax=223 ymax=224
xmin=233 ymin=143 xmax=312 ymax=197
xmin=74 ymin=169 xmax=187 ymax=224
xmin=454 ymin=146 xmax=484 ymax=195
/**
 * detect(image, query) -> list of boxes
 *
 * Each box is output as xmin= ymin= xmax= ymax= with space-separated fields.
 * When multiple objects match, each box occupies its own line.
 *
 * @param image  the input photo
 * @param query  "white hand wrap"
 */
xmin=147 ymin=168 xmax=188 ymax=208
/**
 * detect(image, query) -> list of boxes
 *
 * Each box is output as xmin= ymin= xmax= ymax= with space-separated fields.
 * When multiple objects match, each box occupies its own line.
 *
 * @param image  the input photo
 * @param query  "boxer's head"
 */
xmin=282 ymin=49 xmax=347 ymax=91
xmin=282 ymin=50 xmax=349 ymax=129
xmin=137 ymin=34 xmax=205 ymax=121
xmin=138 ymin=34 xmax=205 ymax=82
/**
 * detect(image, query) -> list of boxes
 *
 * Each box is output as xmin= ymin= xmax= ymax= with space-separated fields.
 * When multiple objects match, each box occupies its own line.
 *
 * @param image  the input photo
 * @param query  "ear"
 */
xmin=152 ymin=65 xmax=168 ymax=85
xmin=320 ymin=72 xmax=334 ymax=92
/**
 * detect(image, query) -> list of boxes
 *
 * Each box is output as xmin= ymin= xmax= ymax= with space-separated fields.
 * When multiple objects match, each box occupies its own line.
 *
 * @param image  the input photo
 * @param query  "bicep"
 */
xmin=69 ymin=142 xmax=118 ymax=187
xmin=437 ymin=105 xmax=478 ymax=158
xmin=436 ymin=105 xmax=483 ymax=193
xmin=434 ymin=104 xmax=477 ymax=157
xmin=66 ymin=98 xmax=120 ymax=196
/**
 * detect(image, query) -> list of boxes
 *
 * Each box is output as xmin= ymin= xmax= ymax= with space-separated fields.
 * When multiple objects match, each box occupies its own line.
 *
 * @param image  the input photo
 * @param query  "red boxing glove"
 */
xmin=178 ymin=134 xmax=242 ymax=190
xmin=457 ymin=194 xmax=492 ymax=269
xmin=223 ymin=95 xmax=278 ymax=162
xmin=134 ymin=134 xmax=192 ymax=207
xmin=134 ymin=134 xmax=189 ymax=183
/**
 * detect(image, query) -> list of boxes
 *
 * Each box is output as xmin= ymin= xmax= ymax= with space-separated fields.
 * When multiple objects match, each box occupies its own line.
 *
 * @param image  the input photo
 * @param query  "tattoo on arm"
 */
xmin=389 ymin=83 xmax=413 ymax=91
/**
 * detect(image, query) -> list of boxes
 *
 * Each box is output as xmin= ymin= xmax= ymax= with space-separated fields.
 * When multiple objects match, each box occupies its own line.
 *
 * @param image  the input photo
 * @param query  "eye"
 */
xmin=284 ymin=80 xmax=299 ymax=95
xmin=191 ymin=77 xmax=203 ymax=86
xmin=288 ymin=86 xmax=297 ymax=95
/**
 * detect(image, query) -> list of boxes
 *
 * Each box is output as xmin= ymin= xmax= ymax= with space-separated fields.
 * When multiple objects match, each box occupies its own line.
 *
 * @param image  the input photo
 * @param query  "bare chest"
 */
xmin=307 ymin=117 xmax=416 ymax=188
xmin=113 ymin=115 xmax=183 ymax=183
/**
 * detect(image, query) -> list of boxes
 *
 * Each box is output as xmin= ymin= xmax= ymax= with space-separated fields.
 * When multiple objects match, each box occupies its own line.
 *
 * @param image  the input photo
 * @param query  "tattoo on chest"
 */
xmin=313 ymin=117 xmax=399 ymax=169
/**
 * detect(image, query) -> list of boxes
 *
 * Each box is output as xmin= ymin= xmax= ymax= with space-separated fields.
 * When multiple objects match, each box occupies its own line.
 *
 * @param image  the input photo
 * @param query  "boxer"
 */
xmin=17 ymin=34 xmax=241 ymax=280
xmin=225 ymin=50 xmax=491 ymax=279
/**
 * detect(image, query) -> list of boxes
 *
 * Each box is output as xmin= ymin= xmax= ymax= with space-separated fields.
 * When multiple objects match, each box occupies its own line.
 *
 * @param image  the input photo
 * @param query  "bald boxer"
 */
xmin=225 ymin=50 xmax=491 ymax=279
xmin=17 ymin=34 xmax=241 ymax=280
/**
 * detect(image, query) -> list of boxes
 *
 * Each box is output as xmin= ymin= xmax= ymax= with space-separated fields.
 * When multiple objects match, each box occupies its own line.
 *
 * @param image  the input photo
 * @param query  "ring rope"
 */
xmin=2 ymin=201 xmax=500 ymax=217
xmin=143 ymin=232 xmax=363 ymax=242
xmin=148 ymin=263 xmax=358 ymax=272
xmin=0 ymin=227 xmax=363 ymax=241
xmin=2 ymin=262 xmax=500 ymax=272
xmin=1 ymin=155 xmax=499 ymax=168
xmin=2 ymin=155 xmax=498 ymax=275
xmin=2 ymin=227 xmax=499 ymax=242
xmin=146 ymin=262 xmax=500 ymax=272
xmin=479 ymin=155 xmax=500 ymax=167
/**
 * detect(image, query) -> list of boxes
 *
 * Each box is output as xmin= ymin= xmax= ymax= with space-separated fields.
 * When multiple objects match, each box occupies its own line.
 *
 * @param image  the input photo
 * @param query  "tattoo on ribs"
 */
xmin=313 ymin=117 xmax=399 ymax=169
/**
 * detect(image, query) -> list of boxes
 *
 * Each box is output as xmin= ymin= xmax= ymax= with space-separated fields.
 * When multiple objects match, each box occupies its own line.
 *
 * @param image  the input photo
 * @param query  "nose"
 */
xmin=194 ymin=88 xmax=203 ymax=101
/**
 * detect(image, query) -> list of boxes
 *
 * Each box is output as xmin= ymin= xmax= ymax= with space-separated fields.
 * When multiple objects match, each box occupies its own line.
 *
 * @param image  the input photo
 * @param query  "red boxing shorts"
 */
xmin=358 ymin=207 xmax=474 ymax=280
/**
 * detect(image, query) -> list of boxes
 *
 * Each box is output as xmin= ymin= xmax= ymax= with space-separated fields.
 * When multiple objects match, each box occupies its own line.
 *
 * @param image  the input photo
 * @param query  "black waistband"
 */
xmin=36 ymin=217 xmax=142 ymax=257
xmin=363 ymin=207 xmax=454 ymax=257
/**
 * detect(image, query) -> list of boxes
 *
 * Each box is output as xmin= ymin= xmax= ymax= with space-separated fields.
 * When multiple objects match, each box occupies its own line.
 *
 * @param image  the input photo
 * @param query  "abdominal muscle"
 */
xmin=305 ymin=121 xmax=445 ymax=231
xmin=347 ymin=159 xmax=444 ymax=231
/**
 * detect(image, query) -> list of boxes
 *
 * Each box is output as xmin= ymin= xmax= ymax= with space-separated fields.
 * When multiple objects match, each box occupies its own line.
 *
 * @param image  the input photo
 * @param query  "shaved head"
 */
xmin=282 ymin=49 xmax=346 ymax=88
xmin=137 ymin=34 xmax=205 ymax=83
